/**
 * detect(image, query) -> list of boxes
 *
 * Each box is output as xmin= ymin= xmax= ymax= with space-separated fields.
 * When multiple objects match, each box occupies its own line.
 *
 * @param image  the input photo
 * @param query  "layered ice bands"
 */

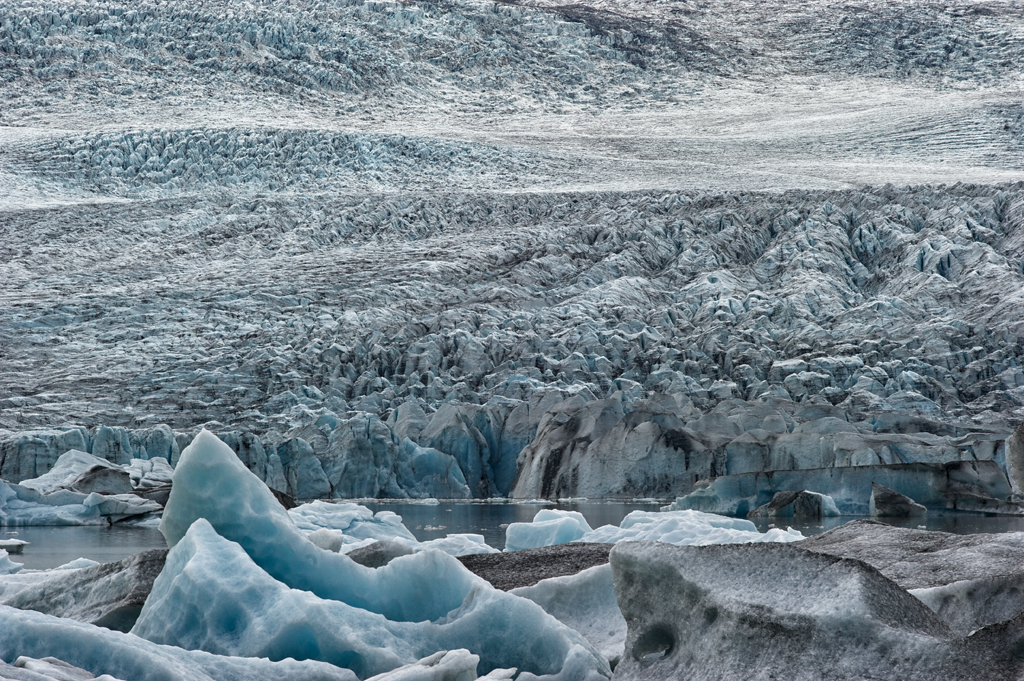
xmin=154 ymin=430 xmax=609 ymax=679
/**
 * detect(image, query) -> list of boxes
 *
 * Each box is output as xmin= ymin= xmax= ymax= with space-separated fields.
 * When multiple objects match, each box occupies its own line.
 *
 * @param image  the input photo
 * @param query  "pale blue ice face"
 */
xmin=155 ymin=430 xmax=610 ymax=679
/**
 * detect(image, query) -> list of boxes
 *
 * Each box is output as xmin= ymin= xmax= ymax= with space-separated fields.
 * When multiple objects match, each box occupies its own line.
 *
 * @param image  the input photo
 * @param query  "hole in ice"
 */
xmin=633 ymin=625 xmax=674 ymax=664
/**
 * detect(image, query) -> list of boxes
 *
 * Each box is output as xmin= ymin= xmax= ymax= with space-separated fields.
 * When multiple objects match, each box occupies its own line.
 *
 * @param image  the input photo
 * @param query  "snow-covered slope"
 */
xmin=1 ymin=0 xmax=1023 ymax=499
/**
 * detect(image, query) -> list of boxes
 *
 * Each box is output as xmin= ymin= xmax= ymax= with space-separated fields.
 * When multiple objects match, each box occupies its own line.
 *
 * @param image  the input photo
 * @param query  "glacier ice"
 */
xmin=505 ymin=508 xmax=802 ymax=551
xmin=609 ymin=540 xmax=1022 ymax=680
xmin=2 ymin=548 xmax=167 ymax=632
xmin=511 ymin=564 xmax=624 ymax=668
xmin=504 ymin=510 xmax=592 ymax=552
xmin=134 ymin=518 xmax=605 ymax=679
xmin=0 ymin=551 xmax=21 ymax=576
xmin=665 ymin=459 xmax=1019 ymax=516
xmin=155 ymin=430 xmax=608 ymax=678
xmin=0 ymin=604 xmax=360 ymax=681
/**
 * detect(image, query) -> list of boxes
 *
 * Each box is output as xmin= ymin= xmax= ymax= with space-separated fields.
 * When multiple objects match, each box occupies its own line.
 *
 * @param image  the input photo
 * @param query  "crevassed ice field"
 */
xmin=4 ymin=2 xmax=1024 ymax=681
xmin=1 ymin=0 xmax=1023 ymax=503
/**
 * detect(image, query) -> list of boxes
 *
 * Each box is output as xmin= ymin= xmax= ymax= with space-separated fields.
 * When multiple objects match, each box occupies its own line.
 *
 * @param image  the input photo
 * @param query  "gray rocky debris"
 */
xmin=869 ymin=482 xmax=927 ymax=517
xmin=345 ymin=540 xmax=415 ymax=568
xmin=610 ymin=540 xmax=1021 ymax=680
xmin=458 ymin=543 xmax=612 ymax=591
xmin=1 ymin=549 xmax=168 ymax=633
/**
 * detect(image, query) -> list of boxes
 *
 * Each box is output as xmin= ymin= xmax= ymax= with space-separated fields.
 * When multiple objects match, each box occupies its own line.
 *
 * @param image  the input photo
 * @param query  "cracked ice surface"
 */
xmin=0 ymin=0 xmax=1023 ymax=502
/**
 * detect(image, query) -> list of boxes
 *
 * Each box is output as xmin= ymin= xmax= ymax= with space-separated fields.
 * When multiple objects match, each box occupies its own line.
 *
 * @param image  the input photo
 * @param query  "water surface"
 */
xmin=8 ymin=502 xmax=1024 ymax=570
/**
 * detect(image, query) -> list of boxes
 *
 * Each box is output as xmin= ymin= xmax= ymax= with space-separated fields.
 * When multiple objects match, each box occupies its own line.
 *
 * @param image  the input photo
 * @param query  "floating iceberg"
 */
xmin=505 ymin=510 xmax=592 ymax=552
xmin=154 ymin=430 xmax=609 ymax=679
xmin=289 ymin=500 xmax=418 ymax=544
xmin=0 ymin=478 xmax=161 ymax=527
xmin=19 ymin=450 xmax=130 ymax=496
xmin=504 ymin=508 xmax=802 ymax=551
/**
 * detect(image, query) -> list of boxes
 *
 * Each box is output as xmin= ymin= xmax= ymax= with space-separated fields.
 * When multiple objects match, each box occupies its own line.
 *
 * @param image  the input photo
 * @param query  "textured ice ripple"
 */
xmin=9 ymin=128 xmax=581 ymax=196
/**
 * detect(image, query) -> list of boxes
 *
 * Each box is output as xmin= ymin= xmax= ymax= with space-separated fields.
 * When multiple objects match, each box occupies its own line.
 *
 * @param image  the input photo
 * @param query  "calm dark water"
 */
xmin=4 ymin=525 xmax=167 ymax=570
xmin=7 ymin=502 xmax=1024 ymax=570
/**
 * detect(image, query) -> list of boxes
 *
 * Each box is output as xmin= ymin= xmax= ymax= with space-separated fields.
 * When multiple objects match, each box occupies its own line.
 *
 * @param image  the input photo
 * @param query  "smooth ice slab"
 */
xmin=505 ymin=510 xmax=592 ymax=552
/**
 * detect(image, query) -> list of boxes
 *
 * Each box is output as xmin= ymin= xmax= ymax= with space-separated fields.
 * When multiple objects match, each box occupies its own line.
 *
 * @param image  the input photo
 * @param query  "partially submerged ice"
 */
xmin=747 ymin=490 xmax=841 ymax=518
xmin=2 ymin=549 xmax=168 ymax=632
xmin=665 ymin=460 xmax=1018 ymax=516
xmin=610 ymin=541 xmax=1023 ymax=680
xmin=151 ymin=430 xmax=609 ymax=679
xmin=504 ymin=508 xmax=802 ymax=551
xmin=0 ymin=478 xmax=161 ymax=526
xmin=800 ymin=519 xmax=1024 ymax=636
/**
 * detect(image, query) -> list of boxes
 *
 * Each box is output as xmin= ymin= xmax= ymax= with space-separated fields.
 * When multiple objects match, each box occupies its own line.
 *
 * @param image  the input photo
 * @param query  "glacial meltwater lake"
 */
xmin=7 ymin=500 xmax=1024 ymax=570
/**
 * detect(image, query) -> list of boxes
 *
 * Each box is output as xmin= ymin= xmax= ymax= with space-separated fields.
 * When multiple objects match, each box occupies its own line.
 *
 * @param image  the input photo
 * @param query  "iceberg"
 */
xmin=155 ymin=430 xmax=609 ymax=679
xmin=0 ymin=550 xmax=21 ymax=576
xmin=505 ymin=508 xmax=802 ymax=550
xmin=289 ymin=500 xmax=418 ymax=544
xmin=0 ymin=604 xmax=359 ymax=681
xmin=19 ymin=450 xmax=130 ymax=496
xmin=609 ymin=541 xmax=1020 ymax=680
xmin=134 ymin=518 xmax=602 ymax=679
xmin=504 ymin=510 xmax=592 ymax=552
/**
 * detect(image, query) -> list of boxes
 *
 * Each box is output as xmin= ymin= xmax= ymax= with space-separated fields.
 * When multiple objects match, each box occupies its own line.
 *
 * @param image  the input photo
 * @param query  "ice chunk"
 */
xmin=0 ymin=550 xmax=22 ymax=575
xmin=308 ymin=528 xmax=346 ymax=552
xmin=157 ymin=430 xmax=609 ymax=679
xmin=747 ymin=490 xmax=841 ymax=518
xmin=2 ymin=549 xmax=167 ymax=632
xmin=135 ymin=519 xmax=607 ymax=679
xmin=505 ymin=510 xmax=592 ymax=552
xmin=289 ymin=500 xmax=417 ymax=544
xmin=364 ymin=650 xmax=478 ymax=681
xmin=5 ymin=656 xmax=125 ymax=681
xmin=411 ymin=534 xmax=499 ymax=557
xmin=511 ymin=564 xmax=624 ymax=667
xmin=0 ymin=539 xmax=28 ymax=554
xmin=609 ymin=541 xmax=1017 ymax=680
xmin=0 ymin=604 xmax=358 ymax=681
xmin=869 ymin=482 xmax=926 ymax=517
xmin=347 ymin=540 xmax=414 ymax=567
xmin=18 ymin=451 xmax=127 ymax=496
xmin=0 ymin=478 xmax=159 ymax=527
xmin=506 ymin=509 xmax=802 ymax=551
